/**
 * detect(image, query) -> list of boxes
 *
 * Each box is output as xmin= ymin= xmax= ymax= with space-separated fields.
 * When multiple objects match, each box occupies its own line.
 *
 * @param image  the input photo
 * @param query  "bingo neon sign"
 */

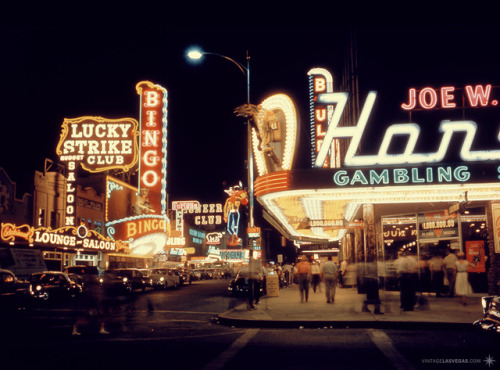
xmin=136 ymin=81 xmax=168 ymax=215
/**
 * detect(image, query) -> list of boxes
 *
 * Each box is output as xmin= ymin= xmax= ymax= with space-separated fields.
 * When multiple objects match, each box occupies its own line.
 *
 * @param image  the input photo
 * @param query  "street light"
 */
xmin=186 ymin=48 xmax=255 ymax=235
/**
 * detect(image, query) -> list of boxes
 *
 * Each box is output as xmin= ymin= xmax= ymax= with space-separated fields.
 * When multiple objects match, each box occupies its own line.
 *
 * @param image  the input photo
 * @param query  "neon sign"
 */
xmin=1 ymin=223 xmax=122 ymax=252
xmin=57 ymin=116 xmax=139 ymax=172
xmin=402 ymin=84 xmax=498 ymax=110
xmin=313 ymin=88 xmax=500 ymax=167
xmin=136 ymin=81 xmax=168 ymax=215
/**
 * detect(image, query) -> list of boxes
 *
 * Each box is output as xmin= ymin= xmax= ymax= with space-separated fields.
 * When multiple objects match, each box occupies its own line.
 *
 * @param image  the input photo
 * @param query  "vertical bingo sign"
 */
xmin=136 ymin=81 xmax=168 ymax=216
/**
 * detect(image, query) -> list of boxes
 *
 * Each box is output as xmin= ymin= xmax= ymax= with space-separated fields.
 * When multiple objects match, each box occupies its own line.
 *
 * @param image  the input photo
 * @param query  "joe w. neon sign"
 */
xmin=309 ymin=68 xmax=500 ymax=168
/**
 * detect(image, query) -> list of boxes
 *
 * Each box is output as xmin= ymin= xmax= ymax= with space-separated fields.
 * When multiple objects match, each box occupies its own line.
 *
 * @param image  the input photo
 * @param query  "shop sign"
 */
xmin=465 ymin=240 xmax=486 ymax=273
xmin=56 ymin=116 xmax=139 ymax=172
xmin=1 ymin=223 xmax=125 ymax=252
xmin=136 ymin=81 xmax=168 ymax=215
xmin=206 ymin=232 xmax=223 ymax=245
xmin=491 ymin=203 xmax=500 ymax=253
xmin=417 ymin=212 xmax=458 ymax=240
xmin=309 ymin=67 xmax=500 ymax=169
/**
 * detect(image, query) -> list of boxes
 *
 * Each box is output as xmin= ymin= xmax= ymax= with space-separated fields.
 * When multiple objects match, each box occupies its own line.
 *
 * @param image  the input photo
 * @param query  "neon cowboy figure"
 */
xmin=223 ymin=183 xmax=248 ymax=246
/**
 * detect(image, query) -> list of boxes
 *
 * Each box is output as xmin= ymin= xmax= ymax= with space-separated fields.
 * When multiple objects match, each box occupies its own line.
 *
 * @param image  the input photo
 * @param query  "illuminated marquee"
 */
xmin=57 ymin=116 xmax=139 ymax=172
xmin=1 ymin=223 xmax=123 ymax=252
xmin=136 ymin=81 xmax=168 ymax=215
xmin=313 ymin=86 xmax=500 ymax=167
xmin=57 ymin=116 xmax=139 ymax=226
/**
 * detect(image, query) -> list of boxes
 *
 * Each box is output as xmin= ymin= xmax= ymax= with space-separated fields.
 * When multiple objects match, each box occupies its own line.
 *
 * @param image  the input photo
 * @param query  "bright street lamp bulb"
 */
xmin=187 ymin=50 xmax=203 ymax=60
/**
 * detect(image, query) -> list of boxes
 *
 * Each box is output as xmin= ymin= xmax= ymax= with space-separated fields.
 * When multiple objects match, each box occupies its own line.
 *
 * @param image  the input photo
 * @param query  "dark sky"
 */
xmin=2 ymin=25 xmax=500 ymax=203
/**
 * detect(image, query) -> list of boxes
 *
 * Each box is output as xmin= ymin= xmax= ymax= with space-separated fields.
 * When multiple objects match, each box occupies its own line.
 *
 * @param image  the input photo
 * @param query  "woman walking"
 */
xmin=455 ymin=252 xmax=472 ymax=305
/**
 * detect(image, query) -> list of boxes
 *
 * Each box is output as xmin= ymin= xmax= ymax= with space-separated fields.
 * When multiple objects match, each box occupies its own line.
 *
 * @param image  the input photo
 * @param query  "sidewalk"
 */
xmin=218 ymin=285 xmax=485 ymax=330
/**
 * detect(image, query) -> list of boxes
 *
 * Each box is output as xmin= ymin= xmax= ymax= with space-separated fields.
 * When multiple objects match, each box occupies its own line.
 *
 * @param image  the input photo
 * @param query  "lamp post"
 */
xmin=186 ymin=48 xmax=255 ymax=232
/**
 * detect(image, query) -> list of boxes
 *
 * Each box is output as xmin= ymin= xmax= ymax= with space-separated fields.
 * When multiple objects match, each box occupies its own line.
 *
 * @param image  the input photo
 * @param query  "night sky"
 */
xmin=2 ymin=25 xmax=500 ymax=205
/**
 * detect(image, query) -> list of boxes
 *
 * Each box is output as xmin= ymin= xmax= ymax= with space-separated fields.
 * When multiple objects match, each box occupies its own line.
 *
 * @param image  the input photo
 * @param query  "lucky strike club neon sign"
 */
xmin=308 ymin=68 xmax=500 ymax=172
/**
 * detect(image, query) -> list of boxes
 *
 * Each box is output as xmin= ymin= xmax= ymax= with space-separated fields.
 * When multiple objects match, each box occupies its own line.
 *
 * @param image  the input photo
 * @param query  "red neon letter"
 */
xmin=465 ymin=84 xmax=491 ymax=107
xmin=401 ymin=88 xmax=417 ymax=110
xmin=440 ymin=86 xmax=456 ymax=108
xmin=419 ymin=87 xmax=438 ymax=109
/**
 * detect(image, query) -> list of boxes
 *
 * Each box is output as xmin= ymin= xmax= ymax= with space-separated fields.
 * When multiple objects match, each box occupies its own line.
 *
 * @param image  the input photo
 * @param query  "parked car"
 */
xmin=149 ymin=268 xmax=180 ymax=289
xmin=0 ymin=269 xmax=31 ymax=312
xmin=29 ymin=271 xmax=82 ymax=302
xmin=100 ymin=268 xmax=148 ymax=294
xmin=63 ymin=265 xmax=101 ymax=288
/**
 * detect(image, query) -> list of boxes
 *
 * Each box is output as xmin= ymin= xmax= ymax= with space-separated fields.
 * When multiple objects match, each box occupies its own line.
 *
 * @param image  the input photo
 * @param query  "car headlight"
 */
xmin=160 ymin=277 xmax=164 ymax=282
xmin=36 ymin=285 xmax=42 ymax=291
xmin=123 ymin=277 xmax=128 ymax=283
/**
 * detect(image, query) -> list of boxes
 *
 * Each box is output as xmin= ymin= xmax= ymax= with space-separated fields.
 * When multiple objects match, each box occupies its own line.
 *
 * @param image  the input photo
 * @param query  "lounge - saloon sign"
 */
xmin=1 ymin=223 xmax=127 ymax=252
xmin=306 ymin=68 xmax=500 ymax=188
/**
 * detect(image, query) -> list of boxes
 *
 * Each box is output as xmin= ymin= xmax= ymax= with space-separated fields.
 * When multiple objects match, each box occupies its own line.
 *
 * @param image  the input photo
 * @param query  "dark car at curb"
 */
xmin=228 ymin=273 xmax=264 ymax=297
xmin=29 ymin=271 xmax=82 ymax=302
xmin=0 ymin=269 xmax=31 ymax=312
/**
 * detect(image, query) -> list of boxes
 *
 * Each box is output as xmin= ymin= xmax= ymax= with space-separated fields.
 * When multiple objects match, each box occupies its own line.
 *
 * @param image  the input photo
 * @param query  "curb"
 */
xmin=216 ymin=315 xmax=477 ymax=331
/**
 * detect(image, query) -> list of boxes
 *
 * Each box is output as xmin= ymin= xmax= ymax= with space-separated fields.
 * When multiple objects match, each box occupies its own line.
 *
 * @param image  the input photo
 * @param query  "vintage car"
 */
xmin=0 ymin=269 xmax=31 ymax=311
xmin=29 ymin=271 xmax=82 ymax=302
xmin=149 ymin=268 xmax=180 ymax=289
xmin=63 ymin=265 xmax=101 ymax=288
xmin=100 ymin=268 xmax=148 ymax=294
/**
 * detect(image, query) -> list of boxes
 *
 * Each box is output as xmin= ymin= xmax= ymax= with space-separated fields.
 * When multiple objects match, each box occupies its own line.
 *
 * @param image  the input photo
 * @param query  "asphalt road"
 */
xmin=2 ymin=279 xmax=500 ymax=370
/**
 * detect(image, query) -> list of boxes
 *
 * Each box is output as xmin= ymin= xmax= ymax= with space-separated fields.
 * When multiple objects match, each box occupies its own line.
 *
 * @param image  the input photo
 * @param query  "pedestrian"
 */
xmin=455 ymin=252 xmax=473 ymax=305
xmin=282 ymin=262 xmax=292 ymax=287
xmin=338 ymin=260 xmax=347 ymax=288
xmin=296 ymin=255 xmax=311 ymax=303
xmin=311 ymin=260 xmax=321 ymax=293
xmin=247 ymin=258 xmax=262 ymax=310
xmin=428 ymin=253 xmax=444 ymax=297
xmin=321 ymin=256 xmax=338 ymax=303
xmin=443 ymin=249 xmax=458 ymax=297
xmin=395 ymin=251 xmax=418 ymax=311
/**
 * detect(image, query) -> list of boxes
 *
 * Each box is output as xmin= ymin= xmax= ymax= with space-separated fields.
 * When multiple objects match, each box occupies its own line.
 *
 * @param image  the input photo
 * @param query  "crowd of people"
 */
xmin=246 ymin=249 xmax=474 ymax=312
xmin=394 ymin=248 xmax=473 ymax=311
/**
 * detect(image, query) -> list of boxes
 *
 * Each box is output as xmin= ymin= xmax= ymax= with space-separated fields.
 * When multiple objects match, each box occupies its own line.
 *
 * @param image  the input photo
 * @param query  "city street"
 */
xmin=1 ymin=279 xmax=500 ymax=369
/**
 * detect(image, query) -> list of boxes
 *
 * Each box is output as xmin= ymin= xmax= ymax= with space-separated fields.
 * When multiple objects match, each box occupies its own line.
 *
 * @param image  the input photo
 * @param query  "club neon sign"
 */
xmin=57 ymin=116 xmax=139 ymax=226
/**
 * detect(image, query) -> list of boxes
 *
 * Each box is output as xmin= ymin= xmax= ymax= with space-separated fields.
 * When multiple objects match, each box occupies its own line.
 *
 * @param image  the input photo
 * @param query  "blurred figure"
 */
xmin=296 ymin=255 xmax=311 ymax=303
xmin=72 ymin=281 xmax=108 ymax=335
xmin=455 ymin=252 xmax=473 ymax=305
xmin=443 ymin=249 xmax=458 ymax=297
xmin=321 ymin=256 xmax=338 ymax=303
xmin=396 ymin=251 xmax=418 ymax=311
xmin=247 ymin=258 xmax=263 ymax=310
xmin=311 ymin=261 xmax=321 ymax=293
xmin=282 ymin=262 xmax=293 ymax=287
xmin=428 ymin=254 xmax=444 ymax=297
xmin=338 ymin=260 xmax=347 ymax=288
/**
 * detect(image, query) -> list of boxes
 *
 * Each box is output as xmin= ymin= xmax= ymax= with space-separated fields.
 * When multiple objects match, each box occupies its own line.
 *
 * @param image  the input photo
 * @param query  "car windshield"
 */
xmin=151 ymin=269 xmax=168 ymax=274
